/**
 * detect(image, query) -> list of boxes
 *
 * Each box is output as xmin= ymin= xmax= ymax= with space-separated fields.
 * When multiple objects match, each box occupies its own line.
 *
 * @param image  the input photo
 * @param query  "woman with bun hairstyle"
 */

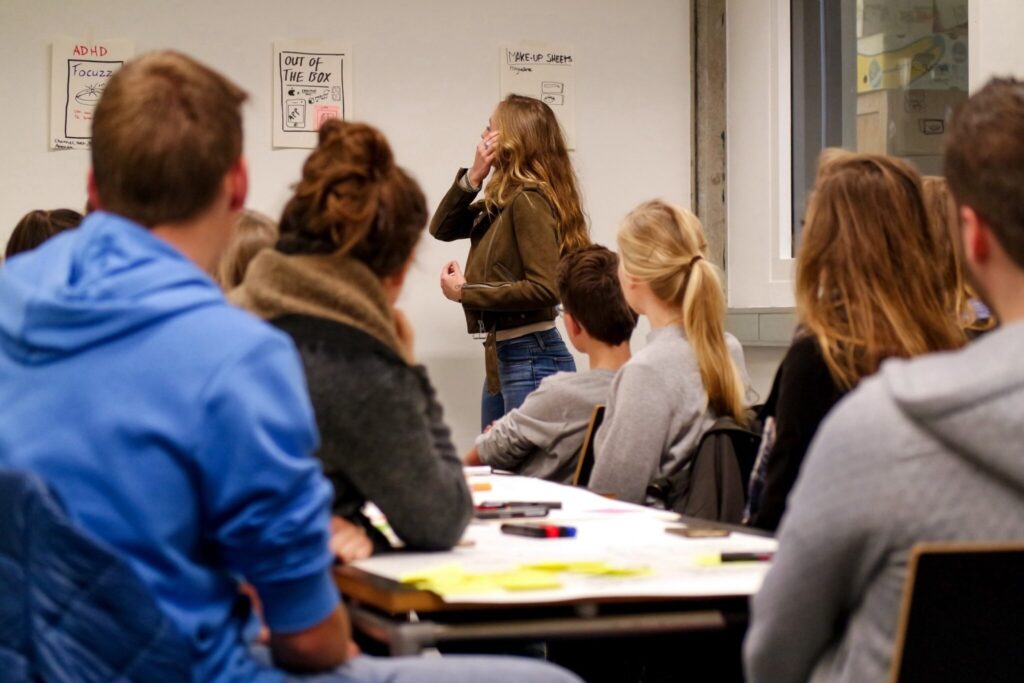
xmin=746 ymin=153 xmax=966 ymax=532
xmin=232 ymin=120 xmax=472 ymax=556
xmin=430 ymin=95 xmax=588 ymax=429
xmin=589 ymin=200 xmax=751 ymax=505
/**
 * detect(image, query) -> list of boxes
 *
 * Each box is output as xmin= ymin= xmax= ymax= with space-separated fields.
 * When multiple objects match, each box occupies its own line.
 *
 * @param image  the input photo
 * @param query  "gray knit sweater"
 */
xmin=589 ymin=325 xmax=749 ymax=504
xmin=475 ymin=369 xmax=614 ymax=484
xmin=745 ymin=321 xmax=1024 ymax=683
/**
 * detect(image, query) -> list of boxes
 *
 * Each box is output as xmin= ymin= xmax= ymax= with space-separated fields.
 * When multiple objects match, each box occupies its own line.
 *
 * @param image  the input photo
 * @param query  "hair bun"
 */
xmin=317 ymin=119 xmax=394 ymax=181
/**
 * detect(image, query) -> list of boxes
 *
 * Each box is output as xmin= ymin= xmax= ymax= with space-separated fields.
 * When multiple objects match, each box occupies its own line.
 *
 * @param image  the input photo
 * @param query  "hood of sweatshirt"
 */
xmin=0 ymin=212 xmax=223 ymax=365
xmin=883 ymin=320 xmax=1024 ymax=496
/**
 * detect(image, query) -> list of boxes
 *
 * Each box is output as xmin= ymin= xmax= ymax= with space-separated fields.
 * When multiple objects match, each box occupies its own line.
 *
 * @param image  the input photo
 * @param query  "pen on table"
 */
xmin=475 ymin=506 xmax=550 ymax=519
xmin=476 ymin=501 xmax=563 ymax=510
xmin=500 ymin=523 xmax=577 ymax=538
xmin=720 ymin=552 xmax=774 ymax=563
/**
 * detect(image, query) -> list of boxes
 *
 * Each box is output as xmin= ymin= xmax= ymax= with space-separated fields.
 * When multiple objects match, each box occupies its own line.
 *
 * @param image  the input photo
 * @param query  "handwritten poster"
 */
xmin=50 ymin=37 xmax=134 ymax=150
xmin=273 ymin=41 xmax=353 ymax=149
xmin=500 ymin=44 xmax=576 ymax=149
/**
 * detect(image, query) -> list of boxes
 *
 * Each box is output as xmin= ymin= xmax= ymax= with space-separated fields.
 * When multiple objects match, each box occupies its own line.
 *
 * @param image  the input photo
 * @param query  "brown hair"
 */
xmin=945 ymin=77 xmax=1024 ymax=268
xmin=618 ymin=200 xmax=747 ymax=423
xmin=91 ymin=51 xmax=248 ymax=227
xmin=5 ymin=209 xmax=83 ymax=260
xmin=277 ymin=119 xmax=427 ymax=277
xmin=485 ymin=95 xmax=589 ymax=256
xmin=796 ymin=151 xmax=965 ymax=390
xmin=556 ymin=245 xmax=637 ymax=346
xmin=922 ymin=176 xmax=996 ymax=333
xmin=215 ymin=210 xmax=278 ymax=289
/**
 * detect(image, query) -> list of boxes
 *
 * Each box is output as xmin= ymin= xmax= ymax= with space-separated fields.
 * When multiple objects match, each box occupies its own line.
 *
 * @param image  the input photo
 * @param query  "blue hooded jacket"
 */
xmin=0 ymin=212 xmax=338 ymax=682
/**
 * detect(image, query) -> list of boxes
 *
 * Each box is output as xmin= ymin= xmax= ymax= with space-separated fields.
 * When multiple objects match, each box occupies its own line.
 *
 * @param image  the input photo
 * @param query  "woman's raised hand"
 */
xmin=469 ymin=131 xmax=500 ymax=188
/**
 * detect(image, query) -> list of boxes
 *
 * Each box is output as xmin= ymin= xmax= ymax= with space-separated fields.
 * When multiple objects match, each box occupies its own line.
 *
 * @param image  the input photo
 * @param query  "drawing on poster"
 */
xmin=273 ymin=42 xmax=352 ymax=149
xmin=500 ymin=45 xmax=576 ymax=148
xmin=50 ymin=38 xmax=134 ymax=150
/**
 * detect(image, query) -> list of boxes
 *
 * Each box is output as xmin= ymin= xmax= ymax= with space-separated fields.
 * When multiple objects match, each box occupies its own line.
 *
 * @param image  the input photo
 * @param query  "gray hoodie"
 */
xmin=744 ymin=321 xmax=1024 ymax=683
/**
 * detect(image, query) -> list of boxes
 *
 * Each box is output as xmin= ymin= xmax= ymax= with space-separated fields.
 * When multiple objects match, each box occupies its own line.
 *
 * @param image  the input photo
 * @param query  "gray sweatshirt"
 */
xmin=745 ymin=321 xmax=1024 ymax=683
xmin=475 ymin=369 xmax=614 ymax=484
xmin=589 ymin=325 xmax=749 ymax=504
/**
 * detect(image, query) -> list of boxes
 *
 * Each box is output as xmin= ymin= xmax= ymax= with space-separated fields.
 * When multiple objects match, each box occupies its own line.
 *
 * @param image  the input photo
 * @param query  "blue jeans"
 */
xmin=481 ymin=328 xmax=576 ymax=430
xmin=251 ymin=647 xmax=581 ymax=683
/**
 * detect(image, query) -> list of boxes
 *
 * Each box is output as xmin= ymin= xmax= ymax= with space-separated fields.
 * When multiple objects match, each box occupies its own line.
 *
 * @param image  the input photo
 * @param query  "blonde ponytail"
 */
xmin=680 ymin=257 xmax=747 ymax=423
xmin=618 ymin=200 xmax=747 ymax=424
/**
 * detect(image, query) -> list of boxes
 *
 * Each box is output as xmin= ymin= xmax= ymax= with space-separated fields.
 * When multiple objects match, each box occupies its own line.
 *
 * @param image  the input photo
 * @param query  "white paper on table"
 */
xmin=351 ymin=476 xmax=777 ymax=605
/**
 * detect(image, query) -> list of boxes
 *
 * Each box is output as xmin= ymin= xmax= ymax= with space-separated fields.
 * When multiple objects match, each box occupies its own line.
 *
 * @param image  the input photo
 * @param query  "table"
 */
xmin=335 ymin=473 xmax=776 ymax=656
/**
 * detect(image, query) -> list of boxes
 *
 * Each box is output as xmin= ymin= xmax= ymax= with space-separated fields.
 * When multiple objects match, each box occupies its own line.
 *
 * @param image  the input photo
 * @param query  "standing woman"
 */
xmin=430 ymin=95 xmax=589 ymax=429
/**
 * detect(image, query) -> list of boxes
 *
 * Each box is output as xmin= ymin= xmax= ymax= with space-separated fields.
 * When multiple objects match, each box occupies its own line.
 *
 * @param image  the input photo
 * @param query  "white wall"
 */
xmin=969 ymin=0 xmax=1024 ymax=88
xmin=0 ymin=0 xmax=692 ymax=451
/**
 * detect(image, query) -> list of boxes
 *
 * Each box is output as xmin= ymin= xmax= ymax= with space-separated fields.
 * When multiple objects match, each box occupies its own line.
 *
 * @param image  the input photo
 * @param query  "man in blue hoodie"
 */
xmin=0 ymin=51 xmax=579 ymax=683
xmin=745 ymin=78 xmax=1024 ymax=683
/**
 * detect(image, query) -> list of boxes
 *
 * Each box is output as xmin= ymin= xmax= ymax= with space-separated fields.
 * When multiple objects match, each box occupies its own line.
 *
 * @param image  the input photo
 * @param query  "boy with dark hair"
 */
xmin=745 ymin=78 xmax=1024 ymax=683
xmin=466 ymin=245 xmax=636 ymax=483
xmin=0 ymin=51 xmax=578 ymax=683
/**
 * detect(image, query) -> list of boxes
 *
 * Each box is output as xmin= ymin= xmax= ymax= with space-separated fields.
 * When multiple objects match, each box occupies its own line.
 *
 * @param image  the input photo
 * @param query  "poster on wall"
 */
xmin=499 ymin=44 xmax=576 ymax=149
xmin=49 ymin=37 xmax=134 ymax=150
xmin=272 ymin=41 xmax=353 ymax=149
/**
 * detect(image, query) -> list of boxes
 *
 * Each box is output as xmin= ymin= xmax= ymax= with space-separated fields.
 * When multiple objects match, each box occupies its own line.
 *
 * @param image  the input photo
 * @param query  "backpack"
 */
xmin=646 ymin=412 xmax=762 ymax=523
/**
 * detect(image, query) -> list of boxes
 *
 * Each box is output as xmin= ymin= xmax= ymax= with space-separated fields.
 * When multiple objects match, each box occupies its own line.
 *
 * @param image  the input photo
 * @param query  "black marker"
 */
xmin=500 ymin=523 xmax=576 ymax=538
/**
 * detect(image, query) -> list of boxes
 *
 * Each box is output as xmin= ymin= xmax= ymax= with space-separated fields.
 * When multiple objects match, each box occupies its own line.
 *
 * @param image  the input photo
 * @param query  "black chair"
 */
xmin=889 ymin=541 xmax=1024 ymax=683
xmin=0 ymin=469 xmax=190 ymax=682
xmin=571 ymin=405 xmax=605 ymax=487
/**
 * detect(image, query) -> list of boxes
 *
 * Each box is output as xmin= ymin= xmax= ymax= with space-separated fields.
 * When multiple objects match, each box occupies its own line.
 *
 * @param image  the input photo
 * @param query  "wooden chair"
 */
xmin=889 ymin=541 xmax=1024 ymax=683
xmin=571 ymin=404 xmax=605 ymax=487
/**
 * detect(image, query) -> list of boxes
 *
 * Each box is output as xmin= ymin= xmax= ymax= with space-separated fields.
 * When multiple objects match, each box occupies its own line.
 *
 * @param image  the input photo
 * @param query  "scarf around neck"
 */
xmin=229 ymin=248 xmax=406 ymax=362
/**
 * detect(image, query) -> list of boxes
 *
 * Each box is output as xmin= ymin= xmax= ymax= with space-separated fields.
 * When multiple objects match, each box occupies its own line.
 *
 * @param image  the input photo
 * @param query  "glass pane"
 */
xmin=790 ymin=0 xmax=969 ymax=255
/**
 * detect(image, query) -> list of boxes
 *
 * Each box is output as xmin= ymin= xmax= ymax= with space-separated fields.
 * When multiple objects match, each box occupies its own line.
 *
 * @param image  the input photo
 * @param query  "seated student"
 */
xmin=589 ymin=200 xmax=751 ymax=505
xmin=465 ymin=245 xmax=636 ymax=483
xmin=744 ymin=78 xmax=1024 ymax=683
xmin=745 ymin=152 xmax=965 ymax=532
xmin=0 ymin=50 xmax=578 ymax=683
xmin=215 ymin=208 xmax=277 ymax=289
xmin=5 ymin=208 xmax=83 ymax=260
xmin=232 ymin=119 xmax=473 ymax=556
xmin=923 ymin=175 xmax=998 ymax=337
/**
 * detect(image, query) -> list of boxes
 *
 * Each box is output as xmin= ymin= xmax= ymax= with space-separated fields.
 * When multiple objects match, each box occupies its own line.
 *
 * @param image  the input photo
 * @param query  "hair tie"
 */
xmin=680 ymin=254 xmax=704 ymax=301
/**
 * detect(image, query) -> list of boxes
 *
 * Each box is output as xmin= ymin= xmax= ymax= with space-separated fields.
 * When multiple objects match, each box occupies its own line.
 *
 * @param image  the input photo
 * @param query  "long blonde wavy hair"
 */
xmin=618 ymin=200 xmax=747 ymax=423
xmin=922 ymin=175 xmax=997 ymax=334
xmin=796 ymin=152 xmax=965 ymax=390
xmin=484 ymin=94 xmax=589 ymax=255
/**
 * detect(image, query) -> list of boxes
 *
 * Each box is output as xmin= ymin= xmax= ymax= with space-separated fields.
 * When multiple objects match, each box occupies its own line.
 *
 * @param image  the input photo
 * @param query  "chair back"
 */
xmin=0 ymin=469 xmax=190 ymax=683
xmin=571 ymin=405 xmax=605 ymax=487
xmin=889 ymin=541 xmax=1024 ymax=683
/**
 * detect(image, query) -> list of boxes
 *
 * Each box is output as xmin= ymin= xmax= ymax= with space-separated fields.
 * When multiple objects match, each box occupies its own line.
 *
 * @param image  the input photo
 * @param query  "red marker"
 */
xmin=500 ymin=523 xmax=576 ymax=538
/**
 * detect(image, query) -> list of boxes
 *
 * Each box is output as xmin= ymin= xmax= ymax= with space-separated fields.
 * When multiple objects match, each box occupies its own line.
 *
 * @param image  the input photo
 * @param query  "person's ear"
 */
xmin=961 ymin=205 xmax=990 ymax=268
xmin=563 ymin=310 xmax=582 ymax=337
xmin=86 ymin=169 xmax=102 ymax=211
xmin=228 ymin=157 xmax=249 ymax=212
